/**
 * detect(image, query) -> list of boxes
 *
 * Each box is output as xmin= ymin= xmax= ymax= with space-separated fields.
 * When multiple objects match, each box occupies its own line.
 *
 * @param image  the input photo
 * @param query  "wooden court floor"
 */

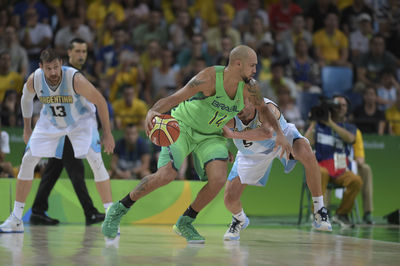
xmin=0 ymin=224 xmax=399 ymax=266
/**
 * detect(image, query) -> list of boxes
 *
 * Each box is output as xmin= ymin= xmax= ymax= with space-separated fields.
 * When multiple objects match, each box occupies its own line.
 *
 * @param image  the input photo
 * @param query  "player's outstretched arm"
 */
xmin=20 ymin=74 xmax=36 ymax=144
xmin=145 ymin=67 xmax=214 ymax=135
xmin=74 ymin=73 xmax=115 ymax=154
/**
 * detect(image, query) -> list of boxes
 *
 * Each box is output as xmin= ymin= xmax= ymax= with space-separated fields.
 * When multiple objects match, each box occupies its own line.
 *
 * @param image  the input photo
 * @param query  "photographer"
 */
xmin=305 ymin=95 xmax=363 ymax=227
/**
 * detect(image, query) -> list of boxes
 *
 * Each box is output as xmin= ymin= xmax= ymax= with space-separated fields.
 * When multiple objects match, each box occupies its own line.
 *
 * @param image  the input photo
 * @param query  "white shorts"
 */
xmin=27 ymin=114 xmax=101 ymax=159
xmin=228 ymin=124 xmax=306 ymax=186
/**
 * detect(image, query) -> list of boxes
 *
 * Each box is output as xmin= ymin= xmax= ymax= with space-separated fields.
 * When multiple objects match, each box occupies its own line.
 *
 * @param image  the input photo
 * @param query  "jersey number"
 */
xmin=243 ymin=140 xmax=253 ymax=148
xmin=208 ymin=111 xmax=227 ymax=127
xmin=50 ymin=106 xmax=67 ymax=117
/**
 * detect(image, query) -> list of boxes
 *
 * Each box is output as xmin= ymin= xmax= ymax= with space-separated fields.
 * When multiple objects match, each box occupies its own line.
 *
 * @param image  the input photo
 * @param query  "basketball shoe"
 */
xmin=173 ymin=216 xmax=205 ymax=244
xmin=102 ymin=202 xmax=128 ymax=239
xmin=312 ymin=207 xmax=332 ymax=231
xmin=223 ymin=216 xmax=250 ymax=241
xmin=0 ymin=213 xmax=24 ymax=233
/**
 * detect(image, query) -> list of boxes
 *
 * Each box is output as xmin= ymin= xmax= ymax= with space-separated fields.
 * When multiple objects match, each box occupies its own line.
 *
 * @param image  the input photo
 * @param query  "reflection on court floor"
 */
xmin=0 ymin=225 xmax=399 ymax=265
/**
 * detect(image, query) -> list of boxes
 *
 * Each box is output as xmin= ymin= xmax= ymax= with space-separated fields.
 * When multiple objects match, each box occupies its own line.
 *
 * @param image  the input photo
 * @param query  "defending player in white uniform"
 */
xmin=222 ymin=98 xmax=332 ymax=240
xmin=0 ymin=49 xmax=115 ymax=233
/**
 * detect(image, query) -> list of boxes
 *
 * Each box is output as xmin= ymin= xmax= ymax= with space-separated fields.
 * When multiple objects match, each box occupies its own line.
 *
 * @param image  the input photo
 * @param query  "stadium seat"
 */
xmin=298 ymin=92 xmax=321 ymax=121
xmin=321 ymin=67 xmax=353 ymax=98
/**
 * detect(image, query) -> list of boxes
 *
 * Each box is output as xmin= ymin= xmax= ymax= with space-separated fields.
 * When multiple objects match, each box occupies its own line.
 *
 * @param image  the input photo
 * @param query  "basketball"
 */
xmin=148 ymin=114 xmax=180 ymax=146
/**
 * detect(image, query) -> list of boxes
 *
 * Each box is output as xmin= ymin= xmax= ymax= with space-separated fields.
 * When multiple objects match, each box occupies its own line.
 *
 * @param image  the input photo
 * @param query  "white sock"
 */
xmin=103 ymin=202 xmax=113 ymax=211
xmin=312 ymin=196 xmax=324 ymax=214
xmin=13 ymin=201 xmax=25 ymax=220
xmin=233 ymin=209 xmax=247 ymax=223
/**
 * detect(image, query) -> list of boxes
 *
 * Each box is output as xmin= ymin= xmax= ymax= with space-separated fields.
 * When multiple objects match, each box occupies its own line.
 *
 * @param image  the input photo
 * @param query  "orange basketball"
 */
xmin=148 ymin=114 xmax=180 ymax=146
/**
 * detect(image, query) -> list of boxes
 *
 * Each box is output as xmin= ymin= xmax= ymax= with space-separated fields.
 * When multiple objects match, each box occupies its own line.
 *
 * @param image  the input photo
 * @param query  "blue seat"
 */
xmin=298 ymin=92 xmax=321 ymax=121
xmin=321 ymin=67 xmax=353 ymax=98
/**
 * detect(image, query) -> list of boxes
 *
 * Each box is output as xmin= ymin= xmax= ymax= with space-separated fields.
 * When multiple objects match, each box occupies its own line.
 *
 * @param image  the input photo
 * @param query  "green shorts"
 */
xmin=157 ymin=121 xmax=228 ymax=181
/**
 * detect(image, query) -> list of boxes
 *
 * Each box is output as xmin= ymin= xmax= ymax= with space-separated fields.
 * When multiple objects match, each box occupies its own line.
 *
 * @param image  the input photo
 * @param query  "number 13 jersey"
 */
xmin=33 ymin=66 xmax=96 ymax=128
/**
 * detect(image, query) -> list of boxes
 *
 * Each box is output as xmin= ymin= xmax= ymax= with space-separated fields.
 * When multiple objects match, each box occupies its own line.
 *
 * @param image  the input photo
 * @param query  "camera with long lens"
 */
xmin=309 ymin=98 xmax=340 ymax=122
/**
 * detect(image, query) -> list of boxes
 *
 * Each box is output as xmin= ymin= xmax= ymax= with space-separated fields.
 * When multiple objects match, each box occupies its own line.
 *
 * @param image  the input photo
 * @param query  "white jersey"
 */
xmin=233 ymin=98 xmax=289 ymax=155
xmin=33 ymin=66 xmax=96 ymax=128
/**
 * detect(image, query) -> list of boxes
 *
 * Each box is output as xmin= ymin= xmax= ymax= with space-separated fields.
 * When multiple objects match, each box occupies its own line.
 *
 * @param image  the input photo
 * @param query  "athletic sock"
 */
xmin=13 ymin=201 xmax=25 ymax=220
xmin=103 ymin=202 xmax=113 ymax=211
xmin=312 ymin=196 xmax=324 ymax=214
xmin=233 ymin=209 xmax=247 ymax=223
xmin=183 ymin=205 xmax=198 ymax=219
xmin=120 ymin=193 xmax=135 ymax=208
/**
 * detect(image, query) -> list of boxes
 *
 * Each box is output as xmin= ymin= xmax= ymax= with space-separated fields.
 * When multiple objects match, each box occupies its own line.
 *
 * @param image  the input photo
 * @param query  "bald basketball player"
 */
xmin=102 ymin=45 xmax=293 ymax=243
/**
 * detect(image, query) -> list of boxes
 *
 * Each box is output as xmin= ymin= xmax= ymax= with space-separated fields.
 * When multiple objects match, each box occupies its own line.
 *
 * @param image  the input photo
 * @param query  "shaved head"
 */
xmin=228 ymin=45 xmax=256 ymax=65
xmin=228 ymin=45 xmax=257 ymax=83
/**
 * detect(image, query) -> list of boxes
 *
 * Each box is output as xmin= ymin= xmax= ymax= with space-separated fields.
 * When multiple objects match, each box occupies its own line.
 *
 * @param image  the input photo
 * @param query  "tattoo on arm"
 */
xmin=246 ymin=81 xmax=263 ymax=106
xmin=188 ymin=77 xmax=205 ymax=88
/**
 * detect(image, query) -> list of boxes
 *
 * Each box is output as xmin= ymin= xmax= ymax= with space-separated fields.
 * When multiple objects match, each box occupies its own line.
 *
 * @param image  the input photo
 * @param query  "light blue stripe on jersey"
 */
xmin=41 ymin=73 xmax=57 ymax=126
xmin=55 ymin=136 xmax=65 ymax=159
xmin=74 ymin=95 xmax=89 ymax=115
xmin=60 ymin=67 xmax=75 ymax=126
xmin=91 ymin=126 xmax=101 ymax=152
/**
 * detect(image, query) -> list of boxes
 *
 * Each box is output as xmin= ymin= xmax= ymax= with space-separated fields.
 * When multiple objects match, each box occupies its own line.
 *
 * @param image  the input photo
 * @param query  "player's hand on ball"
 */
xmin=102 ymin=132 xmax=115 ymax=154
xmin=145 ymin=109 xmax=161 ymax=136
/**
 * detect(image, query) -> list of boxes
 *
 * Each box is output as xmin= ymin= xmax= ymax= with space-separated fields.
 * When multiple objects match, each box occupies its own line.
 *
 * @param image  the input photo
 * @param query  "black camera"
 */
xmin=309 ymin=98 xmax=340 ymax=122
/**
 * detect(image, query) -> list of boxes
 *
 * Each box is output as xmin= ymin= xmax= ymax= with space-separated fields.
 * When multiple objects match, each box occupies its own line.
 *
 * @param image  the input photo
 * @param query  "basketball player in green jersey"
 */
xmin=102 ymin=45 xmax=293 ymax=243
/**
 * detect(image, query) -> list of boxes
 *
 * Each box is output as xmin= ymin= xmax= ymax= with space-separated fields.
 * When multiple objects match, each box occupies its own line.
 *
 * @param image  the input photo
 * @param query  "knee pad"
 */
xmin=86 ymin=148 xmax=109 ymax=182
xmin=17 ymin=150 xmax=41 ymax=180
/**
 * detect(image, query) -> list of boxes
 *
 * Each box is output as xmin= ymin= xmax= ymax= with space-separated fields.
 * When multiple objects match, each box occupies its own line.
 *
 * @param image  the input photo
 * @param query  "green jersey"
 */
xmin=172 ymin=66 xmax=245 ymax=135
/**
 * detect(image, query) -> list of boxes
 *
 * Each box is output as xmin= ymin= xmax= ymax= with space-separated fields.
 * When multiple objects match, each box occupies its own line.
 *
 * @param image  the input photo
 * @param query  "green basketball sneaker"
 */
xmin=173 ymin=215 xmax=205 ymax=244
xmin=102 ymin=202 xmax=129 ymax=239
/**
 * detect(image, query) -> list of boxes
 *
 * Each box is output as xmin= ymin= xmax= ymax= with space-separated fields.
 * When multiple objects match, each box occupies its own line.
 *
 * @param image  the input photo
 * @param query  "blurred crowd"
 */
xmin=0 ymin=0 xmax=399 ymax=179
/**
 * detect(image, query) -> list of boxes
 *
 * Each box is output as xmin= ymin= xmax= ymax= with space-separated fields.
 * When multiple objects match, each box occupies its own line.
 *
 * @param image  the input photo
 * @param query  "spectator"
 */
xmin=54 ymin=13 xmax=94 ymax=58
xmin=110 ymin=123 xmax=151 ymax=179
xmin=122 ymin=0 xmax=150 ymax=29
xmin=277 ymin=86 xmax=305 ymax=132
xmin=349 ymin=13 xmax=373 ymax=62
xmin=177 ymin=34 xmax=212 ymax=71
xmin=0 ymin=124 xmax=14 ymax=178
xmin=277 ymin=14 xmax=312 ymax=62
xmin=95 ymin=26 xmax=133 ymax=76
xmin=351 ymin=87 xmax=386 ymax=135
xmin=340 ymin=0 xmax=374 ymax=36
xmin=352 ymin=128 xmax=374 ymax=224
xmin=312 ymin=12 xmax=350 ymax=67
xmin=53 ymin=0 xmax=86 ymax=29
xmin=106 ymin=50 xmax=144 ymax=103
xmin=376 ymin=70 xmax=400 ymax=111
xmin=0 ymin=51 xmax=23 ymax=102
xmin=304 ymin=95 xmax=363 ymax=227
xmin=355 ymin=34 xmax=397 ymax=92
xmin=205 ymin=13 xmax=241 ymax=55
xmin=373 ymin=0 xmax=400 ymax=39
xmin=0 ymin=26 xmax=29 ymax=78
xmin=256 ymin=34 xmax=276 ymax=82
xmin=268 ymin=0 xmax=302 ymax=33
xmin=146 ymin=49 xmax=181 ymax=104
xmin=215 ymin=36 xmax=233 ymax=66
xmin=139 ymin=40 xmax=162 ymax=80
xmin=19 ymin=8 xmax=52 ymax=74
xmin=286 ymin=38 xmax=321 ymax=93
xmin=168 ymin=10 xmax=194 ymax=53
xmin=260 ymin=62 xmax=298 ymax=103
xmin=162 ymin=0 xmax=189 ymax=25
xmin=242 ymin=15 xmax=272 ymax=51
xmin=96 ymin=13 xmax=118 ymax=49
xmin=131 ymin=9 xmax=168 ymax=51
xmin=13 ymin=0 xmax=51 ymax=26
xmin=233 ymin=0 xmax=269 ymax=34
xmin=1 ymin=90 xmax=21 ymax=127
xmin=305 ymin=0 xmax=339 ymax=32
xmin=86 ymin=0 xmax=125 ymax=30
xmin=113 ymin=85 xmax=148 ymax=130
xmin=189 ymin=0 xmax=235 ymax=28
xmin=386 ymin=92 xmax=400 ymax=136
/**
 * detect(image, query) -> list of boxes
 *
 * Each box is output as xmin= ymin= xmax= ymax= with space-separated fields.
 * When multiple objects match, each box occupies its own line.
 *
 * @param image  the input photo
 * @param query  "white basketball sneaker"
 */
xmin=224 ymin=217 xmax=250 ymax=241
xmin=0 ymin=214 xmax=24 ymax=233
xmin=312 ymin=207 xmax=332 ymax=232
